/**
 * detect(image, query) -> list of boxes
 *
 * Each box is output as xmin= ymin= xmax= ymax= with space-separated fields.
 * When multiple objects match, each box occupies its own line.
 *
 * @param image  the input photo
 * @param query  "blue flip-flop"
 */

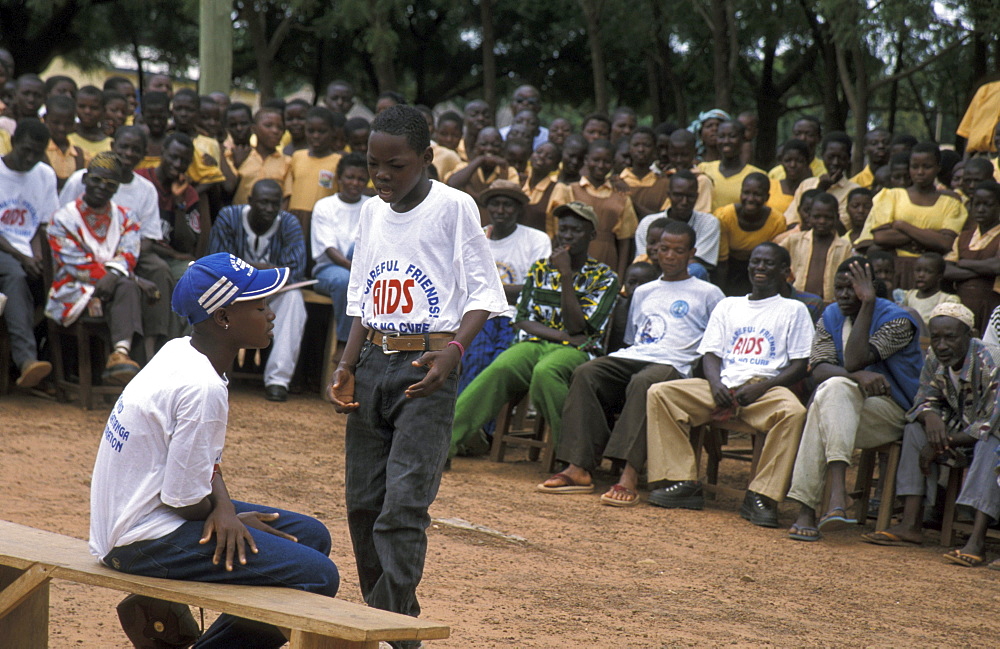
xmin=818 ymin=507 xmax=858 ymax=531
xmin=788 ymin=524 xmax=822 ymax=542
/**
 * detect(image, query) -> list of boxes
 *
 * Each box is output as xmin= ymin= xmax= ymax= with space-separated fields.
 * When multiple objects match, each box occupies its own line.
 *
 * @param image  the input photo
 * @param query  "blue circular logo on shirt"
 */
xmin=669 ymin=300 xmax=690 ymax=318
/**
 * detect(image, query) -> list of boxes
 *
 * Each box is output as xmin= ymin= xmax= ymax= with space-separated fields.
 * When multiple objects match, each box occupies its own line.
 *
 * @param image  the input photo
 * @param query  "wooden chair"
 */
xmin=0 ymin=320 xmax=10 ymax=394
xmin=939 ymin=461 xmax=1000 ymax=547
xmin=690 ymin=420 xmax=764 ymax=500
xmin=849 ymin=440 xmax=901 ymax=530
xmin=48 ymin=314 xmax=124 ymax=410
xmin=489 ymin=395 xmax=556 ymax=473
xmin=301 ymin=288 xmax=337 ymax=391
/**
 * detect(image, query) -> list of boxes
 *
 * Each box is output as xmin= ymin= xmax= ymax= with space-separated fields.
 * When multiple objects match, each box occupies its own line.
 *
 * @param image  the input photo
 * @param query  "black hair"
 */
xmin=654 ymin=122 xmax=679 ymax=137
xmin=563 ymin=133 xmax=587 ymax=151
xmin=15 ymin=74 xmax=43 ymax=89
xmin=630 ymin=125 xmax=655 ymax=142
xmin=337 ymin=152 xmax=368 ymax=177
xmin=811 ymin=192 xmax=839 ymax=212
xmin=45 ymin=94 xmax=75 ymax=115
xmin=198 ymin=95 xmax=219 ymax=110
xmin=114 ymin=125 xmax=148 ymax=149
xmin=437 ymin=111 xmax=463 ymax=128
xmin=780 ymin=139 xmax=811 ymax=159
xmin=535 ymin=140 xmax=561 ymax=159
xmin=720 ymin=119 xmax=745 ymax=137
xmin=162 ymin=130 xmax=194 ymax=152
xmin=669 ymin=129 xmax=696 ymax=146
xmin=11 ymin=117 xmax=49 ymax=144
xmin=587 ymin=138 xmax=613 ymax=155
xmin=847 ymin=187 xmax=873 ymax=202
xmin=344 ymin=116 xmax=370 ymax=135
xmin=378 ymin=90 xmax=407 ymax=106
xmin=965 ymin=157 xmax=995 ymax=177
xmin=305 ymin=105 xmax=344 ymax=129
xmin=662 ymin=219 xmax=697 ymax=249
xmin=142 ymin=91 xmax=169 ymax=111
xmin=285 ymin=98 xmax=310 ymax=111
xmin=890 ymin=133 xmax=918 ymax=148
xmin=973 ymin=180 xmax=1000 ymax=203
xmin=225 ymin=101 xmax=253 ymax=121
xmin=262 ymin=98 xmax=285 ymax=111
xmin=582 ymin=113 xmax=611 ymax=129
xmin=889 ymin=152 xmax=910 ymax=167
xmin=754 ymin=241 xmax=791 ymax=267
xmin=626 ymin=261 xmax=659 ymax=280
xmin=911 ymin=142 xmax=942 ymax=165
xmin=612 ymin=106 xmax=637 ymax=119
xmin=77 ymin=85 xmax=104 ymax=105
xmin=44 ymin=75 xmax=76 ymax=95
xmin=917 ymin=251 xmax=946 ymax=275
xmin=103 ymin=90 xmax=127 ymax=107
xmin=742 ymin=171 xmax=769 ymax=190
xmin=865 ymin=128 xmax=890 ymax=141
xmin=103 ymin=76 xmax=133 ymax=92
xmin=866 ymin=249 xmax=895 ymax=269
xmin=821 ymin=131 xmax=852 ymax=153
xmin=801 ymin=188 xmax=824 ymax=204
xmin=254 ymin=107 xmax=283 ymax=123
xmin=794 ymin=115 xmax=822 ymax=133
xmin=326 ymin=79 xmax=353 ymax=93
xmin=371 ymin=104 xmax=430 ymax=152
xmin=837 ymin=255 xmax=871 ymax=275
xmin=172 ymin=88 xmax=198 ymax=104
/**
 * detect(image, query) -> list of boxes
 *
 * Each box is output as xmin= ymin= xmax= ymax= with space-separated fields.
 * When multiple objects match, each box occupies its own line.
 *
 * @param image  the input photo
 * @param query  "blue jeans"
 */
xmin=345 ymin=341 xmax=456 ymax=645
xmin=103 ymin=501 xmax=340 ymax=649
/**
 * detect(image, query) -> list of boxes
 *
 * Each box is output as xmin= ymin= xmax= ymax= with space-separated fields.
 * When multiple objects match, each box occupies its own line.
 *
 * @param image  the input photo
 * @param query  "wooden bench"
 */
xmin=0 ymin=520 xmax=449 ymax=649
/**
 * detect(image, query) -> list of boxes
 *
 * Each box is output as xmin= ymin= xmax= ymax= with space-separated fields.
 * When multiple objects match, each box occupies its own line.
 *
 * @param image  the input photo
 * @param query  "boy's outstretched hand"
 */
xmin=328 ymin=366 xmax=359 ymax=413
xmin=406 ymin=345 xmax=462 ymax=399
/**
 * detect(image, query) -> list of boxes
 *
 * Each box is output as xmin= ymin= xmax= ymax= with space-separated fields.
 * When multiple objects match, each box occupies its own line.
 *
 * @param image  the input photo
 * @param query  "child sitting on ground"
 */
xmin=43 ymin=95 xmax=87 ymax=191
xmin=900 ymin=251 xmax=961 ymax=324
xmin=68 ymin=85 xmax=112 ymax=156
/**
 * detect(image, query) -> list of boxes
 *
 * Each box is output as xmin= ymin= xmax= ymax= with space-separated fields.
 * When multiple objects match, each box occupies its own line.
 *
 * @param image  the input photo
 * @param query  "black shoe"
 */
xmin=740 ymin=490 xmax=779 ymax=528
xmin=648 ymin=481 xmax=704 ymax=510
xmin=264 ymin=385 xmax=288 ymax=402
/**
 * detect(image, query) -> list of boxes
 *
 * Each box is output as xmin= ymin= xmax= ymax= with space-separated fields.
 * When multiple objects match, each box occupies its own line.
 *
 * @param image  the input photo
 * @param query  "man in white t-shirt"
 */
xmin=646 ymin=242 xmax=814 ymax=527
xmin=60 ymin=125 xmax=180 ymax=357
xmin=0 ymin=118 xmax=58 ymax=388
xmin=634 ymin=170 xmax=721 ymax=279
xmin=453 ymin=179 xmax=551 ymax=406
xmin=539 ymin=220 xmax=724 ymax=506
xmin=92 ymin=253 xmax=339 ymax=648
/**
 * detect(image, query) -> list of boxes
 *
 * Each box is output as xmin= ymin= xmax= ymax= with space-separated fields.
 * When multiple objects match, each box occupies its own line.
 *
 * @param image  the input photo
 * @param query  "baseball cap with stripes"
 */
xmin=172 ymin=253 xmax=289 ymax=325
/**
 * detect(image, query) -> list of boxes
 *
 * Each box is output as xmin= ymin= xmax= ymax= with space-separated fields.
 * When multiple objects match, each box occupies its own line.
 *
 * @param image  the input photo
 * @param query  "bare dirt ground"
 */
xmin=4 ymin=384 xmax=1000 ymax=648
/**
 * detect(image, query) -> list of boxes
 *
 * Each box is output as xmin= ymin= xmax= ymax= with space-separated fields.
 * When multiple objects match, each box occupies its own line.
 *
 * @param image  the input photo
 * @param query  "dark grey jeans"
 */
xmin=0 ymin=250 xmax=39 ymax=367
xmin=345 ymin=340 xmax=457 ymax=644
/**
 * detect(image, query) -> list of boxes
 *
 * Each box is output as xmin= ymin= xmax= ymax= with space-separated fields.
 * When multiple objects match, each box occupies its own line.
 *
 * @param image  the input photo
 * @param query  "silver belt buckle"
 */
xmin=381 ymin=331 xmax=400 ymax=354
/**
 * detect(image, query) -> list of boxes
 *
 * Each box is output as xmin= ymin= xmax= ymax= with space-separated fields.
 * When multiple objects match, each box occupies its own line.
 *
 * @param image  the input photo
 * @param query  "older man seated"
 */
xmin=645 ymin=242 xmax=814 ymax=527
xmin=785 ymin=257 xmax=922 ymax=541
xmin=862 ymin=303 xmax=1000 ymax=568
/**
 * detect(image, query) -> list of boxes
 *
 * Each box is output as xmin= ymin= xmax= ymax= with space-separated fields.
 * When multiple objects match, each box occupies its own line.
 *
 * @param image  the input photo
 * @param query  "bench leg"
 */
xmin=0 ymin=564 xmax=51 ymax=648
xmin=288 ymin=629 xmax=378 ymax=648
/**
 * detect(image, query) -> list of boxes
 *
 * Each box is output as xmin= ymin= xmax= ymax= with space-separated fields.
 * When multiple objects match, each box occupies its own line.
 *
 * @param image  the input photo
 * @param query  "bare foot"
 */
xmin=877 ymin=523 xmax=923 ymax=544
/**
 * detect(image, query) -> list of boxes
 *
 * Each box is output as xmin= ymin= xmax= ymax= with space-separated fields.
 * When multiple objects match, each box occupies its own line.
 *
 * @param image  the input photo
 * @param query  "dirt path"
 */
xmin=3 ymin=386 xmax=999 ymax=647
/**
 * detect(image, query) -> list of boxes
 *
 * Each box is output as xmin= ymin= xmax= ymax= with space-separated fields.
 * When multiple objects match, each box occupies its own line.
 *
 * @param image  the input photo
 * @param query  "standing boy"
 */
xmin=328 ymin=106 xmax=506 ymax=636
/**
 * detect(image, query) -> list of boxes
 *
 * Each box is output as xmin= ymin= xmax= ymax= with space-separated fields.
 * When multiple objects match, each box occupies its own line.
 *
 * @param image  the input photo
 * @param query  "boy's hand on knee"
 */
xmin=406 ymin=347 xmax=460 ymax=399
xmin=200 ymin=508 xmax=256 ymax=571
xmin=238 ymin=511 xmax=297 ymax=543
xmin=328 ymin=367 xmax=359 ymax=413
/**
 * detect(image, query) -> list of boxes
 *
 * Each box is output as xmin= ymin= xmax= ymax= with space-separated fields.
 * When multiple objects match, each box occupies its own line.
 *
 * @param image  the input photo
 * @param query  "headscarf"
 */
xmin=687 ymin=109 xmax=732 ymax=158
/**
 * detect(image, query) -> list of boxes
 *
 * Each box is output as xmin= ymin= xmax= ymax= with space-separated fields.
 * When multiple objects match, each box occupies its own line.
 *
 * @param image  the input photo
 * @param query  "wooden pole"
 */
xmin=199 ymin=0 xmax=233 ymax=94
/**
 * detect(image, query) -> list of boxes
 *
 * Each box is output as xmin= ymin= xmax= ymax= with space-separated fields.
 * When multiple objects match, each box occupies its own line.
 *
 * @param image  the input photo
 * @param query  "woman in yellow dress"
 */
xmin=715 ymin=172 xmax=788 ymax=295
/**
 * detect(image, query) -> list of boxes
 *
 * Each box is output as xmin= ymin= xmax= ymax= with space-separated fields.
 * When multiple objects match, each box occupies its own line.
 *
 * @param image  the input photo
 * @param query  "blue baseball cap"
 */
xmin=172 ymin=253 xmax=289 ymax=325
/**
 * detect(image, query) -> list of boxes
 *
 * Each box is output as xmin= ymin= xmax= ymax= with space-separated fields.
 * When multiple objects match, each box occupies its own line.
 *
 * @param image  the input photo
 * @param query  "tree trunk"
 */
xmin=480 ymin=0 xmax=496 ymax=110
xmin=701 ymin=0 xmax=733 ymax=111
xmin=371 ymin=8 xmax=397 ymax=92
xmin=579 ymin=0 xmax=608 ymax=113
xmin=887 ymin=33 xmax=904 ymax=134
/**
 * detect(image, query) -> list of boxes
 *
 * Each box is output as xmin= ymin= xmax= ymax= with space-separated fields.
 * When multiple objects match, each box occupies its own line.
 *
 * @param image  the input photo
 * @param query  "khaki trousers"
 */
xmin=646 ymin=378 xmax=806 ymax=502
xmin=786 ymin=377 xmax=905 ymax=510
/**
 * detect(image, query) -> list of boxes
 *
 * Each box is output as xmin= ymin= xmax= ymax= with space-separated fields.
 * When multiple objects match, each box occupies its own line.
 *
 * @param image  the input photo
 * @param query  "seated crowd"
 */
xmin=5 ymin=61 xmax=1000 ymax=567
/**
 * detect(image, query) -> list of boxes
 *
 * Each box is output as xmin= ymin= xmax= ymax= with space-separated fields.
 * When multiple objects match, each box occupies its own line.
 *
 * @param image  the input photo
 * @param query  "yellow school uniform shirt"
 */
xmin=455 ymin=139 xmax=469 ymax=163
xmin=46 ymin=140 xmax=88 ymax=184
xmin=780 ymin=229 xmax=853 ymax=302
xmin=187 ymin=134 xmax=225 ymax=185
xmin=0 ymin=129 xmax=10 ymax=155
xmin=783 ymin=175 xmax=860 ymax=230
xmin=766 ymin=178 xmax=795 ymax=216
xmin=768 ymin=157 xmax=826 ymax=181
xmin=697 ymin=160 xmax=765 ymax=212
xmin=431 ymin=142 xmax=462 ymax=181
xmin=67 ymin=132 xmax=112 ymax=156
xmin=227 ymin=148 xmax=291 ymax=206
xmin=849 ymin=165 xmax=875 ymax=188
xmin=860 ymin=188 xmax=967 ymax=258
xmin=442 ymin=161 xmax=519 ymax=186
xmin=994 ymin=158 xmax=1000 ymax=183
xmin=715 ymin=203 xmax=787 ymax=262
xmin=957 ymin=81 xmax=1000 ymax=154
xmin=284 ymin=150 xmax=341 ymax=212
